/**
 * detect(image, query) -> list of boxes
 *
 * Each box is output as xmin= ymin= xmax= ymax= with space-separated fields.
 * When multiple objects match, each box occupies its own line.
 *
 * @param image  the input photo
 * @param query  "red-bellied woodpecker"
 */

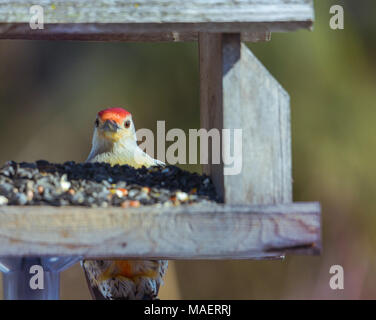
xmin=82 ymin=107 xmax=167 ymax=300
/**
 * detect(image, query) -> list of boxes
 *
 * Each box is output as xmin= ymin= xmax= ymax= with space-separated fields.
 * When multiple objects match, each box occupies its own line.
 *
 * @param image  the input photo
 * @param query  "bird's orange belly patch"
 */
xmin=115 ymin=260 xmax=134 ymax=278
xmin=98 ymin=260 xmax=159 ymax=283
xmin=115 ymin=260 xmax=159 ymax=279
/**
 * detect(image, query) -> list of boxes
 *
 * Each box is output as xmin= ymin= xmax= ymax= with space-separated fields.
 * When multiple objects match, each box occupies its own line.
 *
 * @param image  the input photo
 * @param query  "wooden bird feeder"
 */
xmin=0 ymin=0 xmax=320 ymax=299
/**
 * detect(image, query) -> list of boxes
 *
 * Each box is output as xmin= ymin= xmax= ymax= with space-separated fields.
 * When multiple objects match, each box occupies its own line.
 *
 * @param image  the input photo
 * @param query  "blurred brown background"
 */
xmin=1 ymin=0 xmax=376 ymax=299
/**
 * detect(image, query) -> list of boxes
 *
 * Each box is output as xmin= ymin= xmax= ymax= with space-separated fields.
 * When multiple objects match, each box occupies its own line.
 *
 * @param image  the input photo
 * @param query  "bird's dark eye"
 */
xmin=95 ymin=119 xmax=99 ymax=127
xmin=124 ymin=120 xmax=131 ymax=128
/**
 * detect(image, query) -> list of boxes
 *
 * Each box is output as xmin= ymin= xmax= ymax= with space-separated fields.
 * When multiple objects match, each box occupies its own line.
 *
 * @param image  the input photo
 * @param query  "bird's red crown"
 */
xmin=98 ymin=107 xmax=131 ymax=124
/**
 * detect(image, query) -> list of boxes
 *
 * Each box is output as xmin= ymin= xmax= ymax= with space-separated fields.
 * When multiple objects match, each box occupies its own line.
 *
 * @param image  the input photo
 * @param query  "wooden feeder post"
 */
xmin=0 ymin=0 xmax=320 ymax=300
xmin=200 ymin=33 xmax=292 ymax=205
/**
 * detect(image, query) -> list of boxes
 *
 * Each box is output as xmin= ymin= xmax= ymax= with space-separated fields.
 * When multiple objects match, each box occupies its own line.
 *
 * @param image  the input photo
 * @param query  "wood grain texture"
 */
xmin=199 ymin=33 xmax=224 ymax=200
xmin=0 ymin=0 xmax=314 ymax=40
xmin=1 ymin=0 xmax=314 ymax=24
xmin=199 ymin=33 xmax=292 ymax=205
xmin=0 ymin=202 xmax=321 ymax=259
xmin=0 ymin=23 xmax=270 ymax=42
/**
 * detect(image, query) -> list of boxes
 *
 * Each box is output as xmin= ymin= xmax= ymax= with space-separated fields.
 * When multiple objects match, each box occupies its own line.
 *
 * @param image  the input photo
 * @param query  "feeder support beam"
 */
xmin=199 ymin=33 xmax=292 ymax=205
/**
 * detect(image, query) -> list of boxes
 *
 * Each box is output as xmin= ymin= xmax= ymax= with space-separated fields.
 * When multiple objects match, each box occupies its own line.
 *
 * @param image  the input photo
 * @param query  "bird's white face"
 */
xmin=88 ymin=107 xmax=151 ymax=166
xmin=87 ymin=107 xmax=162 ymax=170
xmin=94 ymin=108 xmax=136 ymax=144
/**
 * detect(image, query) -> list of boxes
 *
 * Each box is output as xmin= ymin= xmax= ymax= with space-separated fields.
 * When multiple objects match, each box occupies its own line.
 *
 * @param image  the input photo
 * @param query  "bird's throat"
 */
xmin=87 ymin=136 xmax=155 ymax=169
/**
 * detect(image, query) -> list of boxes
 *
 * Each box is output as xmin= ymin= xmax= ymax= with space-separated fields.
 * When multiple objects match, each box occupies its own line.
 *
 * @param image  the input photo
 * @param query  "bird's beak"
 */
xmin=101 ymin=119 xmax=120 ymax=133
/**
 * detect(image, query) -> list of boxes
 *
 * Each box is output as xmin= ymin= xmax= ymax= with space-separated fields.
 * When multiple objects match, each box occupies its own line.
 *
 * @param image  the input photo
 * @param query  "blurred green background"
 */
xmin=0 ymin=0 xmax=375 ymax=299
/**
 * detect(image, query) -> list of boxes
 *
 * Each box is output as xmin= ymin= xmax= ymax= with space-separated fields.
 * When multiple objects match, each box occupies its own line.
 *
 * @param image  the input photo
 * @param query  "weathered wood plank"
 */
xmin=199 ymin=33 xmax=292 ymax=205
xmin=0 ymin=24 xmax=270 ymax=42
xmin=0 ymin=202 xmax=321 ymax=259
xmin=199 ymin=33 xmax=224 ymax=199
xmin=0 ymin=0 xmax=314 ymax=41
xmin=0 ymin=0 xmax=314 ymax=24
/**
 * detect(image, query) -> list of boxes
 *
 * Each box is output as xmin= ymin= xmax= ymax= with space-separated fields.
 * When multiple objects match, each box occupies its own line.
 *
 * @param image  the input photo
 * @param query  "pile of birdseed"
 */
xmin=0 ymin=161 xmax=218 ymax=208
